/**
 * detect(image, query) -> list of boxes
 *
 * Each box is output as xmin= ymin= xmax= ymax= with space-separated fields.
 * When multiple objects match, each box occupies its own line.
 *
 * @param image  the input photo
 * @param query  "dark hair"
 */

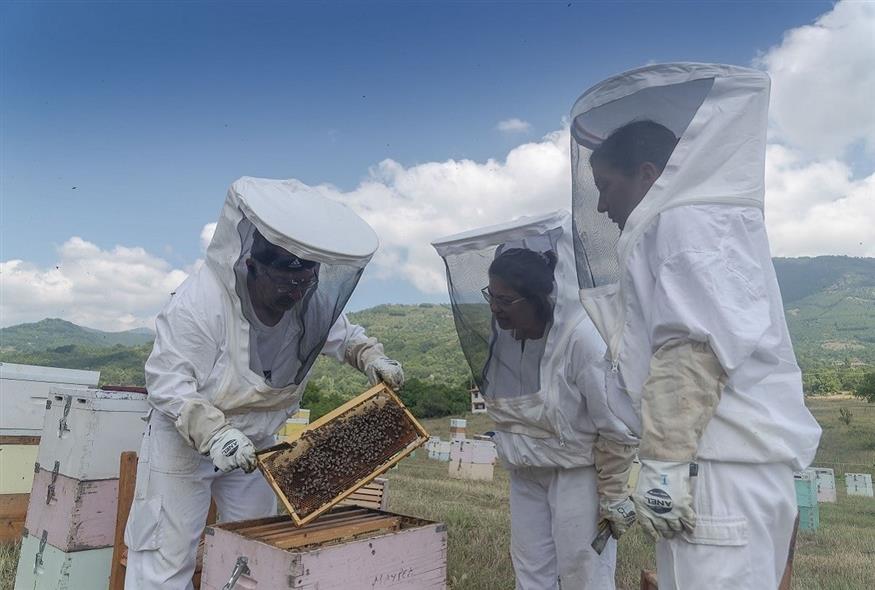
xmin=489 ymin=248 xmax=557 ymax=323
xmin=590 ymin=120 xmax=679 ymax=177
xmin=250 ymin=229 xmax=317 ymax=270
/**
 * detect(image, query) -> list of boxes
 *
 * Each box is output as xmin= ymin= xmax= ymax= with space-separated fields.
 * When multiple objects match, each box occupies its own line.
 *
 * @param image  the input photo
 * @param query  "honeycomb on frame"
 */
xmin=256 ymin=383 xmax=429 ymax=526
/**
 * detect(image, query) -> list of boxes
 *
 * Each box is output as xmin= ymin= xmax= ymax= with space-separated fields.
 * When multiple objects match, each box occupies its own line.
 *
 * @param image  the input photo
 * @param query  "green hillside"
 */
xmin=1 ymin=256 xmax=873 ymax=405
xmin=774 ymin=257 xmax=875 ymax=368
xmin=0 ymin=318 xmax=154 ymax=353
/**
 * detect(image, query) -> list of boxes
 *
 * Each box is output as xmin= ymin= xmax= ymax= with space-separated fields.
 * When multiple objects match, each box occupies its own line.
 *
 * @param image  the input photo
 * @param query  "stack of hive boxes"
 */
xmin=0 ymin=363 xmax=100 ymax=543
xmin=793 ymin=469 xmax=819 ymax=531
xmin=447 ymin=439 xmax=497 ymax=482
xmin=449 ymin=418 xmax=466 ymax=441
xmin=14 ymin=387 xmax=148 ymax=590
xmin=469 ymin=387 xmax=486 ymax=414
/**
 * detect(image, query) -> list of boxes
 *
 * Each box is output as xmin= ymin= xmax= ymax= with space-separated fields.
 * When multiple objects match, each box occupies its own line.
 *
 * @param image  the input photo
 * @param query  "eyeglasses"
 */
xmin=481 ymin=286 xmax=525 ymax=307
xmin=254 ymin=260 xmax=319 ymax=293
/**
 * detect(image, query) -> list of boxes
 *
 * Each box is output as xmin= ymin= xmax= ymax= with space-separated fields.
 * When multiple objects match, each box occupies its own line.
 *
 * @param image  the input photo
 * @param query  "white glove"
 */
xmin=208 ymin=428 xmax=257 ymax=473
xmin=599 ymin=497 xmax=637 ymax=539
xmin=593 ymin=437 xmax=638 ymax=539
xmin=364 ymin=357 xmax=405 ymax=390
xmin=632 ymin=459 xmax=696 ymax=541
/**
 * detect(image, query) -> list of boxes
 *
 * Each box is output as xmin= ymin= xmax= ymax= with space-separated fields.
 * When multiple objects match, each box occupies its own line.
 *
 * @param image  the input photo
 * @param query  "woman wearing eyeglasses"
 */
xmin=433 ymin=212 xmax=638 ymax=590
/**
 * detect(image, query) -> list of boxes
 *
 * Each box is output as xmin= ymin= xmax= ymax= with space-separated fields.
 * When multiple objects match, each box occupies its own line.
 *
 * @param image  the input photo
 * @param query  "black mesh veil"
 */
xmin=233 ymin=216 xmax=363 ymax=388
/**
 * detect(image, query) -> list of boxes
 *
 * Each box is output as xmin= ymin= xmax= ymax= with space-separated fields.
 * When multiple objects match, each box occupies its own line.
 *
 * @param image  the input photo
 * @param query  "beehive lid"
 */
xmin=256 ymin=383 xmax=428 ymax=526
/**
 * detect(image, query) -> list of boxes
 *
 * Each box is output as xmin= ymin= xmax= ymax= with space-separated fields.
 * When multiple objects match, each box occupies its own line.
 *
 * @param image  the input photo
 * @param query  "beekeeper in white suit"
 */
xmin=433 ymin=211 xmax=638 ymax=590
xmin=569 ymin=63 xmax=822 ymax=589
xmin=125 ymin=177 xmax=404 ymax=589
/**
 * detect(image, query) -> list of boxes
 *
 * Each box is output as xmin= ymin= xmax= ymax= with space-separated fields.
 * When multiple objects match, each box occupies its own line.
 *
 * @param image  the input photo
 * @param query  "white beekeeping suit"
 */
xmin=570 ymin=63 xmax=821 ymax=589
xmin=433 ymin=211 xmax=638 ymax=590
xmin=125 ymin=177 xmax=404 ymax=590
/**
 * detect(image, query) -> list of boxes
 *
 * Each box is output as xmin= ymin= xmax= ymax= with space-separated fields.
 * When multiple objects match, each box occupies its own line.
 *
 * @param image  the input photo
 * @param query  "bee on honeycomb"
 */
xmin=264 ymin=397 xmax=416 ymax=515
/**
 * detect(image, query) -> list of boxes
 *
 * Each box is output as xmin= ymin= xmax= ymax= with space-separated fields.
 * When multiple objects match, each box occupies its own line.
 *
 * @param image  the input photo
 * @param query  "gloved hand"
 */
xmin=208 ymin=428 xmax=257 ymax=473
xmin=632 ymin=459 xmax=696 ymax=541
xmin=599 ymin=496 xmax=637 ymax=539
xmin=593 ymin=436 xmax=638 ymax=539
xmin=364 ymin=357 xmax=405 ymax=390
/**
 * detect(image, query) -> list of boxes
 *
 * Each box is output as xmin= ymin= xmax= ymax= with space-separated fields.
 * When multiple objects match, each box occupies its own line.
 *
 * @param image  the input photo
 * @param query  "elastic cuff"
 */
xmin=175 ymin=399 xmax=230 ymax=453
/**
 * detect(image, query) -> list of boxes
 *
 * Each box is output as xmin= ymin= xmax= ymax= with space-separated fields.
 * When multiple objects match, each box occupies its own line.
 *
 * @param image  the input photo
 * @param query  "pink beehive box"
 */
xmin=25 ymin=467 xmax=119 ymax=552
xmin=200 ymin=506 xmax=447 ymax=589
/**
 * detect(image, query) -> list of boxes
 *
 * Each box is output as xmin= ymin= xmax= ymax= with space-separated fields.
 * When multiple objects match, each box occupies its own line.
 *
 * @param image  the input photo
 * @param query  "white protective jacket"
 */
xmin=570 ymin=63 xmax=821 ymax=469
xmin=145 ymin=177 xmax=387 ymax=453
xmin=433 ymin=211 xmax=637 ymax=469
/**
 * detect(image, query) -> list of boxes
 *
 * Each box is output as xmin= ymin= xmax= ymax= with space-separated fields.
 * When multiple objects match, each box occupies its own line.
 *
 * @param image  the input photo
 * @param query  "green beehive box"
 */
xmin=798 ymin=505 xmax=819 ymax=531
xmin=794 ymin=470 xmax=819 ymax=531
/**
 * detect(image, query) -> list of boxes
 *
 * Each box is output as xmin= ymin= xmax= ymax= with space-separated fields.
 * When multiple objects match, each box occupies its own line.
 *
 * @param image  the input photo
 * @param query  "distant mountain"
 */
xmin=0 ymin=257 xmax=873 ymax=391
xmin=0 ymin=318 xmax=155 ymax=353
xmin=773 ymin=257 xmax=875 ymax=366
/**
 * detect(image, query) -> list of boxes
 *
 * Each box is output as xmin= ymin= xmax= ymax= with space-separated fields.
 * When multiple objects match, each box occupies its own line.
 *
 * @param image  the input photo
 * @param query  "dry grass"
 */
xmin=1 ymin=400 xmax=872 ymax=589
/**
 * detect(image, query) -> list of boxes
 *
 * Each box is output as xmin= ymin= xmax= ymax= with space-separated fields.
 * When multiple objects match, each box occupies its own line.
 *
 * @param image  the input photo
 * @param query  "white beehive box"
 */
xmin=36 ymin=388 xmax=148 ymax=481
xmin=470 ymin=388 xmax=487 ymax=414
xmin=845 ymin=473 xmax=874 ymax=497
xmin=14 ymin=529 xmax=112 ymax=590
xmin=436 ymin=441 xmax=451 ymax=462
xmin=450 ymin=440 xmax=496 ymax=465
xmin=448 ymin=460 xmax=494 ymax=482
xmin=813 ymin=467 xmax=837 ymax=503
xmin=0 ymin=363 xmax=99 ymax=436
xmin=426 ymin=437 xmax=440 ymax=459
xmin=201 ymin=507 xmax=447 ymax=589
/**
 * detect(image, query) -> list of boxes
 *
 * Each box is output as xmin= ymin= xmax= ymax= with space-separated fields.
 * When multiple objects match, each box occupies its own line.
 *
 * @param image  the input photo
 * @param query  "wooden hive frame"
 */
xmin=256 ymin=383 xmax=428 ymax=526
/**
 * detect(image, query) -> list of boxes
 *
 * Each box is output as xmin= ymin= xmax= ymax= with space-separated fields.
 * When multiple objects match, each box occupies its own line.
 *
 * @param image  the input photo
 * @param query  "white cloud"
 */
xmin=756 ymin=0 xmax=875 ymax=159
xmin=1 ymin=237 xmax=188 ymax=331
xmin=765 ymin=145 xmax=875 ymax=257
xmin=200 ymin=222 xmax=217 ymax=252
xmin=757 ymin=0 xmax=875 ymax=258
xmin=496 ymin=118 xmax=532 ymax=134
xmin=335 ymin=128 xmax=570 ymax=292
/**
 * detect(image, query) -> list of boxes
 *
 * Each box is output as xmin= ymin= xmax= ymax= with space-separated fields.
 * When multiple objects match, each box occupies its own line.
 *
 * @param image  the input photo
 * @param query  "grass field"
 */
xmin=1 ymin=398 xmax=873 ymax=589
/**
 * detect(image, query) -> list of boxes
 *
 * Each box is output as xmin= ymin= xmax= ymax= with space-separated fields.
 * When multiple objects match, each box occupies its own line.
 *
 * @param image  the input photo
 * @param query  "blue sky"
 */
xmin=3 ymin=0 xmax=872 ymax=330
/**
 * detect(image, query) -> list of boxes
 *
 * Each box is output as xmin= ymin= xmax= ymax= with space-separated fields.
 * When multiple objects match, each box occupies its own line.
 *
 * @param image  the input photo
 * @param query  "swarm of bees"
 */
xmin=264 ymin=398 xmax=416 ymax=515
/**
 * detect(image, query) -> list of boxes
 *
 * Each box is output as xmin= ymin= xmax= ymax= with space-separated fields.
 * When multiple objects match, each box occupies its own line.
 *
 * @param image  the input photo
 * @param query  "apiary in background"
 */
xmin=257 ymin=384 xmax=428 ymax=526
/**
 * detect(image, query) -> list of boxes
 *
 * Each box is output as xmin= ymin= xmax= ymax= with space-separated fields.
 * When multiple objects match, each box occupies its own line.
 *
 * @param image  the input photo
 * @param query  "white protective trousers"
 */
xmin=655 ymin=460 xmax=796 ymax=590
xmin=124 ymin=413 xmax=277 ymax=590
xmin=509 ymin=465 xmax=617 ymax=590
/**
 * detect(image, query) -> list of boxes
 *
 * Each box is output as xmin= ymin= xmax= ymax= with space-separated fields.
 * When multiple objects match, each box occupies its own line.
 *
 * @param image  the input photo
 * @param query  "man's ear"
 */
xmin=638 ymin=161 xmax=661 ymax=186
xmin=245 ymin=258 xmax=258 ymax=276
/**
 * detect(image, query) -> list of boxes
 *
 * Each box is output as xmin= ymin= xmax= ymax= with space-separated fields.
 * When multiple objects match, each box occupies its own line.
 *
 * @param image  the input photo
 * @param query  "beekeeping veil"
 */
xmin=205 ymin=177 xmax=378 ymax=389
xmin=432 ymin=211 xmax=587 ymax=438
xmin=570 ymin=63 xmax=770 ymax=357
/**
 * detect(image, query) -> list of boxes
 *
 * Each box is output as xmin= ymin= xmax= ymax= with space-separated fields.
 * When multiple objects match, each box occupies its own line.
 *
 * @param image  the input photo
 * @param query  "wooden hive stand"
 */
xmin=108 ymin=451 xmax=217 ymax=590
